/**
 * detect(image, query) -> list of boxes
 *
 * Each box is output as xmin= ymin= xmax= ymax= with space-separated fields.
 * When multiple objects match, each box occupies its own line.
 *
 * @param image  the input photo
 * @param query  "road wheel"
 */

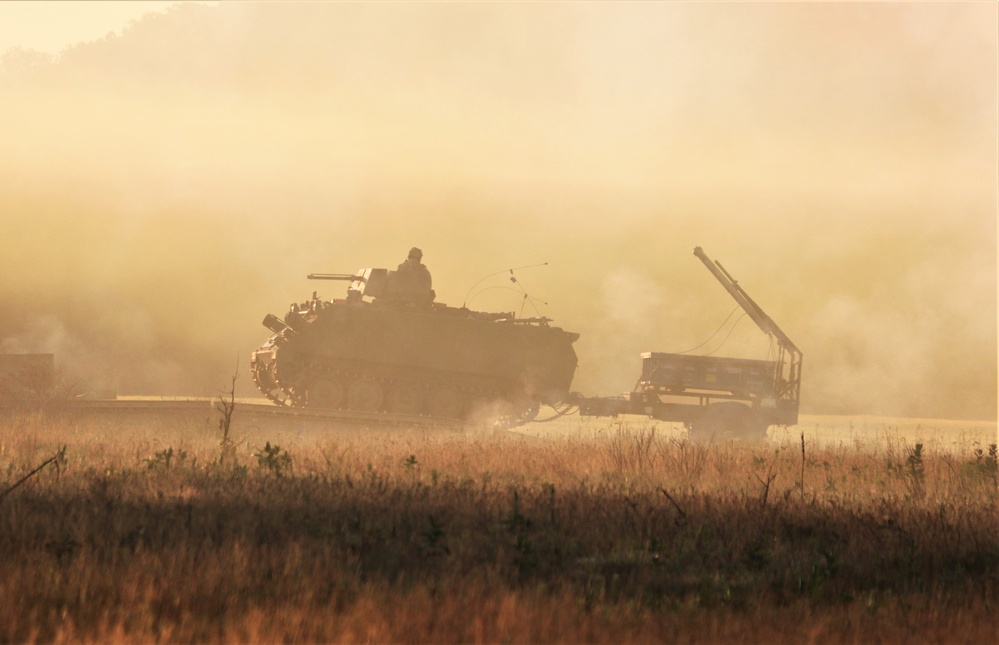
xmin=429 ymin=386 xmax=463 ymax=419
xmin=688 ymin=402 xmax=768 ymax=443
xmin=276 ymin=358 xmax=305 ymax=387
xmin=490 ymin=401 xmax=540 ymax=430
xmin=519 ymin=402 xmax=540 ymax=423
xmin=347 ymin=379 xmax=384 ymax=412
xmin=387 ymin=382 xmax=424 ymax=415
xmin=308 ymin=378 xmax=344 ymax=409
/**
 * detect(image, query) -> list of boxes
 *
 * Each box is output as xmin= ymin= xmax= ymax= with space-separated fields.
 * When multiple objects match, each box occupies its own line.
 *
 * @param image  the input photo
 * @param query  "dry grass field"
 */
xmin=0 ymin=407 xmax=996 ymax=643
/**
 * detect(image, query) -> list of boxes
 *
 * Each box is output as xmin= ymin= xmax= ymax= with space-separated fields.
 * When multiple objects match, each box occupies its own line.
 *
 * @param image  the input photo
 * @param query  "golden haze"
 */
xmin=0 ymin=2 xmax=995 ymax=419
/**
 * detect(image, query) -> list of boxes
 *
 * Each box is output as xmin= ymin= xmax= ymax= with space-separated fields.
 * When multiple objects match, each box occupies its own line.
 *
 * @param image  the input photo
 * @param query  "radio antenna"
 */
xmin=462 ymin=262 xmax=548 ymax=308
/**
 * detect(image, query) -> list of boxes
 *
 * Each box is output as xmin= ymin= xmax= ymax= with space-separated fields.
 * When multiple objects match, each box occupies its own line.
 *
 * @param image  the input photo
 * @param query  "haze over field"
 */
xmin=0 ymin=2 xmax=995 ymax=420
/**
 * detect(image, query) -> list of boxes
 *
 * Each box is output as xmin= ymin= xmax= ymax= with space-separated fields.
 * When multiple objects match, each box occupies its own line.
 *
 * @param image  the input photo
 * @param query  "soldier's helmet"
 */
xmin=408 ymin=247 xmax=423 ymax=260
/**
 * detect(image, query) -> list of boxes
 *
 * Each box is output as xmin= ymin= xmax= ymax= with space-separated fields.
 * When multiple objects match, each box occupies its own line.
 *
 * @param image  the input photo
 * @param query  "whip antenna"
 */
xmin=462 ymin=262 xmax=549 ymax=308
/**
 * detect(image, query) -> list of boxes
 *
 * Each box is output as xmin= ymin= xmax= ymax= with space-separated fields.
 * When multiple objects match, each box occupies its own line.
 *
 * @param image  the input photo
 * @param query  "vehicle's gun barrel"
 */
xmin=307 ymin=273 xmax=365 ymax=281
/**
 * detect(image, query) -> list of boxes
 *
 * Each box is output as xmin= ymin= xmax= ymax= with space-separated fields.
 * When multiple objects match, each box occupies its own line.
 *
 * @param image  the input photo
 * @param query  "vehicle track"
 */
xmin=2 ymin=398 xmax=467 ymax=430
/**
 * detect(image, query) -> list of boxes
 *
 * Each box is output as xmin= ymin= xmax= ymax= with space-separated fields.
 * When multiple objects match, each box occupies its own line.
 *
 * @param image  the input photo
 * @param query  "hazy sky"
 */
xmin=0 ymin=2 xmax=995 ymax=420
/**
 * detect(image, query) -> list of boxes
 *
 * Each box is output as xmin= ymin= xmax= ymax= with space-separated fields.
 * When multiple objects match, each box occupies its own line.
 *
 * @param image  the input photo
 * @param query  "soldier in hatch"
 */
xmin=398 ymin=247 xmax=432 ymax=290
xmin=395 ymin=247 xmax=433 ymax=301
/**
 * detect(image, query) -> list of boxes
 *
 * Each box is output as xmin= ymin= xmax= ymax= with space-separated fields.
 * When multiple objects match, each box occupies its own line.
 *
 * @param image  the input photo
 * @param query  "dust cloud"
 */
xmin=0 ymin=3 xmax=994 ymax=419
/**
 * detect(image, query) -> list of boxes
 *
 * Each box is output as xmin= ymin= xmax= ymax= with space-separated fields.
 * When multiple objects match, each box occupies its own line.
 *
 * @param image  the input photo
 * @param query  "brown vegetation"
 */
xmin=0 ymin=413 xmax=996 ymax=643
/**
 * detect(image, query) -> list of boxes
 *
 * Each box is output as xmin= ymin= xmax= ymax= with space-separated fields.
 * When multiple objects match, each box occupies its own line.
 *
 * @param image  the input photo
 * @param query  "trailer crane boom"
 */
xmin=692 ymin=247 xmax=802 ymax=407
xmin=575 ymin=247 xmax=802 ymax=441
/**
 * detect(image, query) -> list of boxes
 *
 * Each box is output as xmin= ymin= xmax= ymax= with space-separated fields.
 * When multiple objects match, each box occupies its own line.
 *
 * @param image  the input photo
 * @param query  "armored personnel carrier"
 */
xmin=250 ymin=267 xmax=579 ymax=424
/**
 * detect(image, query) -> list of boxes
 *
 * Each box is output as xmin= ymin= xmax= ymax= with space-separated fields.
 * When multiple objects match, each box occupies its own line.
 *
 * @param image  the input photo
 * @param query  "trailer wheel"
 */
xmin=689 ymin=402 xmax=768 ymax=443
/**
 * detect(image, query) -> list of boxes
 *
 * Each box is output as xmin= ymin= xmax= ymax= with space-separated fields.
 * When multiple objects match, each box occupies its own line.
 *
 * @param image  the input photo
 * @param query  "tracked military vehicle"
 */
xmin=250 ymin=267 xmax=579 ymax=424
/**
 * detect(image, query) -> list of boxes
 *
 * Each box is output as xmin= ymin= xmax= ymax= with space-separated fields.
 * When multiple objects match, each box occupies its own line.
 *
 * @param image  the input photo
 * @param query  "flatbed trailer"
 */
xmin=575 ymin=248 xmax=802 ymax=441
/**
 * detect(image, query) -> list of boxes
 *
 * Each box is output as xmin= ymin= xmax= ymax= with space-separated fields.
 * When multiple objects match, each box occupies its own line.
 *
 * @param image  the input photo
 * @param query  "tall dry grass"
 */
xmin=0 ymin=411 xmax=996 ymax=643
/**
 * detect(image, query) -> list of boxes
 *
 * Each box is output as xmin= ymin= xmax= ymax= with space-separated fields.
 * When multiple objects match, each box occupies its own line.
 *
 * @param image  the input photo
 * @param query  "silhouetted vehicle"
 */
xmin=250 ymin=267 xmax=579 ymax=424
xmin=576 ymin=247 xmax=802 ymax=442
